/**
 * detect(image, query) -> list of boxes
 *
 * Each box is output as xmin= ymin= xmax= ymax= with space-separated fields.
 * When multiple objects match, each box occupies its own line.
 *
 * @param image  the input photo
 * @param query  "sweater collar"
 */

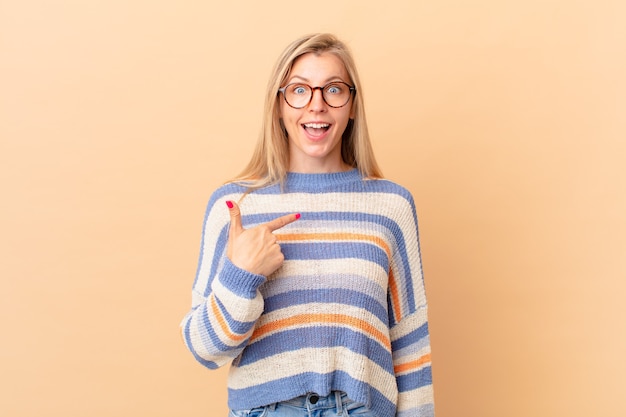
xmin=284 ymin=168 xmax=361 ymax=191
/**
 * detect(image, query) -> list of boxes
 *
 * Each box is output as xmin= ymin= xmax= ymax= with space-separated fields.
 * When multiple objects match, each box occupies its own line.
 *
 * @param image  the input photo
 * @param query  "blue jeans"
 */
xmin=228 ymin=391 xmax=377 ymax=417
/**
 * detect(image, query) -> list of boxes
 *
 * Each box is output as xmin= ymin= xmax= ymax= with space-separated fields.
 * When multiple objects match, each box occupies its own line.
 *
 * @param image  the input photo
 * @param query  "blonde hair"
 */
xmin=232 ymin=33 xmax=382 ymax=188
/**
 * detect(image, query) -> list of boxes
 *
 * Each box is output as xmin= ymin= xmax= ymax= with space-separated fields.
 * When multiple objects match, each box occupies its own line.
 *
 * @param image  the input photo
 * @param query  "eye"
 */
xmin=290 ymin=84 xmax=309 ymax=95
xmin=325 ymin=83 xmax=343 ymax=95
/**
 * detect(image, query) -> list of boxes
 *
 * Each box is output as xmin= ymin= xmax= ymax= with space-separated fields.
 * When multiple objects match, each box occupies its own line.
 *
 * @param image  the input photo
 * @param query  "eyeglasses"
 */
xmin=278 ymin=81 xmax=356 ymax=109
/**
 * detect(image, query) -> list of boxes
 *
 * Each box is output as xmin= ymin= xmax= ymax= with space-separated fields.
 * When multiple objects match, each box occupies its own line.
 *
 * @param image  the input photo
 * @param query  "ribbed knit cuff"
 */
xmin=218 ymin=257 xmax=267 ymax=299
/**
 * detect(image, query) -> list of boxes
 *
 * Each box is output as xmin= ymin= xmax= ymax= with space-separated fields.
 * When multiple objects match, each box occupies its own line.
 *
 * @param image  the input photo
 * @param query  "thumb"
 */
xmin=226 ymin=200 xmax=244 ymax=240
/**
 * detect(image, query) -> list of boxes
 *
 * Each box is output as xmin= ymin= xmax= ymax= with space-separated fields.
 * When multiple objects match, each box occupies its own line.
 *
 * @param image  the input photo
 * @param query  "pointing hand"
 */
xmin=226 ymin=200 xmax=300 ymax=277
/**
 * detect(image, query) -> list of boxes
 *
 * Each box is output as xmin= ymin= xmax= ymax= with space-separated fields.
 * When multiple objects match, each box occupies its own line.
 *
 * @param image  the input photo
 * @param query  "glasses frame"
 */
xmin=278 ymin=81 xmax=356 ymax=109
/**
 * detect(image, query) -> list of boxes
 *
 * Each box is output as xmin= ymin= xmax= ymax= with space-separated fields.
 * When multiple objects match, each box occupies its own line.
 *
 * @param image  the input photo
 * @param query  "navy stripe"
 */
xmin=281 ymin=242 xmax=389 ymax=270
xmin=217 ymin=258 xmax=266 ymax=299
xmin=396 ymin=366 xmax=433 ymax=391
xmin=263 ymin=288 xmax=389 ymax=323
xmin=391 ymin=322 xmax=430 ymax=350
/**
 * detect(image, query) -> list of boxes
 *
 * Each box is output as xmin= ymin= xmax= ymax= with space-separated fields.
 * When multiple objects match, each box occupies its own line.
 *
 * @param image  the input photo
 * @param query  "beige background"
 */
xmin=1 ymin=1 xmax=625 ymax=416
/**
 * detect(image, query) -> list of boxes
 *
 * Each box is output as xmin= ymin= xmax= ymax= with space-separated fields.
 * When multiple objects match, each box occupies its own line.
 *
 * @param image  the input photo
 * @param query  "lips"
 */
xmin=302 ymin=122 xmax=331 ymax=138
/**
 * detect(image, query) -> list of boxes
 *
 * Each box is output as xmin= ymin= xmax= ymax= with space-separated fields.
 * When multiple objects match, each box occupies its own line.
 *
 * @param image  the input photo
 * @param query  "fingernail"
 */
xmin=295 ymin=213 xmax=301 ymax=220
xmin=226 ymin=201 xmax=233 ymax=209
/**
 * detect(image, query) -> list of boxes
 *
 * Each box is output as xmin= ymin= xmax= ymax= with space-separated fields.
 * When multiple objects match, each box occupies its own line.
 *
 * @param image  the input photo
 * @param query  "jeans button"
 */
xmin=309 ymin=394 xmax=319 ymax=404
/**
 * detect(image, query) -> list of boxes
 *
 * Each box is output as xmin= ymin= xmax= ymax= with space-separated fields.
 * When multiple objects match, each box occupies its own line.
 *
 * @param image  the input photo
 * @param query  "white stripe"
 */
xmin=228 ymin=346 xmax=398 ymax=403
xmin=390 ymin=308 xmax=429 ymax=340
xmin=397 ymin=385 xmax=434 ymax=411
xmin=240 ymin=191 xmax=415 ymax=224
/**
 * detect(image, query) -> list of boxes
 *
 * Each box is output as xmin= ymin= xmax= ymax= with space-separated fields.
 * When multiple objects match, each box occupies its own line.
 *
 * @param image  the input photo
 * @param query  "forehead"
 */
xmin=288 ymin=52 xmax=350 ymax=83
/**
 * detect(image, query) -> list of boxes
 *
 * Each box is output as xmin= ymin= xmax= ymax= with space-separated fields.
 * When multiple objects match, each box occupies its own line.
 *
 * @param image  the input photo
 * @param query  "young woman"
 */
xmin=181 ymin=33 xmax=434 ymax=417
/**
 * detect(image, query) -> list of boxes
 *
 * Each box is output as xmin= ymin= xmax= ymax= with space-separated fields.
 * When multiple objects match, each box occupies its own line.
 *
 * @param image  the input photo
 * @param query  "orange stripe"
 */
xmin=278 ymin=232 xmax=404 ymax=322
xmin=210 ymin=295 xmax=249 ymax=342
xmin=278 ymin=232 xmax=392 ymax=259
xmin=393 ymin=353 xmax=431 ymax=374
xmin=251 ymin=313 xmax=391 ymax=349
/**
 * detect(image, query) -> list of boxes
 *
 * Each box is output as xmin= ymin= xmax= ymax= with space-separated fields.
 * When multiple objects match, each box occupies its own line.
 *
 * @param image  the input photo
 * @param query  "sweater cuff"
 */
xmin=218 ymin=257 xmax=267 ymax=299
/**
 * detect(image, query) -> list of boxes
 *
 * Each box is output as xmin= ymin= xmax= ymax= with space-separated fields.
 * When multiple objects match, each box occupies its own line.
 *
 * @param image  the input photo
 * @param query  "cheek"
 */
xmin=279 ymin=102 xmax=297 ymax=124
xmin=338 ymin=109 xmax=353 ymax=132
xmin=279 ymin=110 xmax=302 ymax=138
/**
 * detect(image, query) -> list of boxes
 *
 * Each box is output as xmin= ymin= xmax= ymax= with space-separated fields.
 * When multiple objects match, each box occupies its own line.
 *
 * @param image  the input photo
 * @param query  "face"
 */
xmin=279 ymin=52 xmax=354 ymax=173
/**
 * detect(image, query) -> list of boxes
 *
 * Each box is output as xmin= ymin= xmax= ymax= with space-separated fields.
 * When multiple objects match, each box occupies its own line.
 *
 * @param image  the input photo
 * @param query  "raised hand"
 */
xmin=225 ymin=200 xmax=300 ymax=277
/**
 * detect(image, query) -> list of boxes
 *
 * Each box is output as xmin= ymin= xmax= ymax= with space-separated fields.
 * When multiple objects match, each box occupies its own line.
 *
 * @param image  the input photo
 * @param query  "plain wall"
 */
xmin=1 ymin=1 xmax=624 ymax=416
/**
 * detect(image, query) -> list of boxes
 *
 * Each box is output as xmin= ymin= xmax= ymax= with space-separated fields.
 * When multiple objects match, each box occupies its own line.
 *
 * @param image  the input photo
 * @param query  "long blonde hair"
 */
xmin=233 ymin=33 xmax=382 ymax=188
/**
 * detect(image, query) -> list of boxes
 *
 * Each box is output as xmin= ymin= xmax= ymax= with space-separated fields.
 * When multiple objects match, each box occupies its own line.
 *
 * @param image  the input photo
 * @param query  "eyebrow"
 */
xmin=287 ymin=75 xmax=347 ymax=84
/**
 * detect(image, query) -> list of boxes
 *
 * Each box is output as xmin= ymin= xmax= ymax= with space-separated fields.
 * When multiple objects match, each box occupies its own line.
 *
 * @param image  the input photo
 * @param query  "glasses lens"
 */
xmin=323 ymin=82 xmax=351 ymax=107
xmin=284 ymin=84 xmax=311 ymax=108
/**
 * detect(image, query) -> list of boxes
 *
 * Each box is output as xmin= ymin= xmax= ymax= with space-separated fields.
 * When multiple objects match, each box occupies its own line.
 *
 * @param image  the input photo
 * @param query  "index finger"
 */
xmin=265 ymin=212 xmax=301 ymax=232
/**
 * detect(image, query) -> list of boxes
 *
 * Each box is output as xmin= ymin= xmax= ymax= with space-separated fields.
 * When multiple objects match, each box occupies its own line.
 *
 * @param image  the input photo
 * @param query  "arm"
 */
xmin=391 ymin=309 xmax=434 ymax=416
xmin=180 ymin=191 xmax=267 ymax=369
xmin=180 ymin=193 xmax=300 ymax=369
xmin=389 ymin=192 xmax=435 ymax=416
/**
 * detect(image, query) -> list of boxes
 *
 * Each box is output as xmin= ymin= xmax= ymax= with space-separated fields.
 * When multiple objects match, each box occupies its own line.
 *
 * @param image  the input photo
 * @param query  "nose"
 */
xmin=308 ymin=87 xmax=327 ymax=112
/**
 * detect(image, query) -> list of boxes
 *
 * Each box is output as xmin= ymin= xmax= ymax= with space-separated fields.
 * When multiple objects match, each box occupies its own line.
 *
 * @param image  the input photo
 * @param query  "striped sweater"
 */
xmin=180 ymin=169 xmax=434 ymax=417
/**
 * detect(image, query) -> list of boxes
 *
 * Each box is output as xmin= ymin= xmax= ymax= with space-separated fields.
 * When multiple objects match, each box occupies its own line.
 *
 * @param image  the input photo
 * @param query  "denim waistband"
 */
xmin=269 ymin=391 xmax=348 ymax=413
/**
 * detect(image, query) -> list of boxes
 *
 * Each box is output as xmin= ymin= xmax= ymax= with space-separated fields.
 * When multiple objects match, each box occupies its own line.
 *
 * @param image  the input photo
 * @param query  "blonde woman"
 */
xmin=181 ymin=33 xmax=434 ymax=417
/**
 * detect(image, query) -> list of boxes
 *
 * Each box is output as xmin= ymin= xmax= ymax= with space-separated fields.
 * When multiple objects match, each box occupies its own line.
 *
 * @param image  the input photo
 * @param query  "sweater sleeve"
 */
xmin=180 ymin=189 xmax=267 ymax=369
xmin=388 ymin=190 xmax=435 ymax=417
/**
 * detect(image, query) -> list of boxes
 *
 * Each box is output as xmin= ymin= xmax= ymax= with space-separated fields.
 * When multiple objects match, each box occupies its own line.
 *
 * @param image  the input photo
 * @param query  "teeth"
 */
xmin=304 ymin=123 xmax=329 ymax=129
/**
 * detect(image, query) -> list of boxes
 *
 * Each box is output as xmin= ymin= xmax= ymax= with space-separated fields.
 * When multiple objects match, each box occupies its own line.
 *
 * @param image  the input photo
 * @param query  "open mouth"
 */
xmin=302 ymin=122 xmax=331 ymax=137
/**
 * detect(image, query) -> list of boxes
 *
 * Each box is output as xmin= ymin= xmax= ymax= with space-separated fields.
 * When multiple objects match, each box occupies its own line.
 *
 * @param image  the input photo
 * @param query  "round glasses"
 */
xmin=278 ymin=81 xmax=356 ymax=109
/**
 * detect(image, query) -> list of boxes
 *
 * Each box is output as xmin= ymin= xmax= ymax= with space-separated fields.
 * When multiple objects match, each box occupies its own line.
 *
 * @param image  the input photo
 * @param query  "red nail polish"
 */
xmin=295 ymin=213 xmax=301 ymax=220
xmin=226 ymin=201 xmax=233 ymax=209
